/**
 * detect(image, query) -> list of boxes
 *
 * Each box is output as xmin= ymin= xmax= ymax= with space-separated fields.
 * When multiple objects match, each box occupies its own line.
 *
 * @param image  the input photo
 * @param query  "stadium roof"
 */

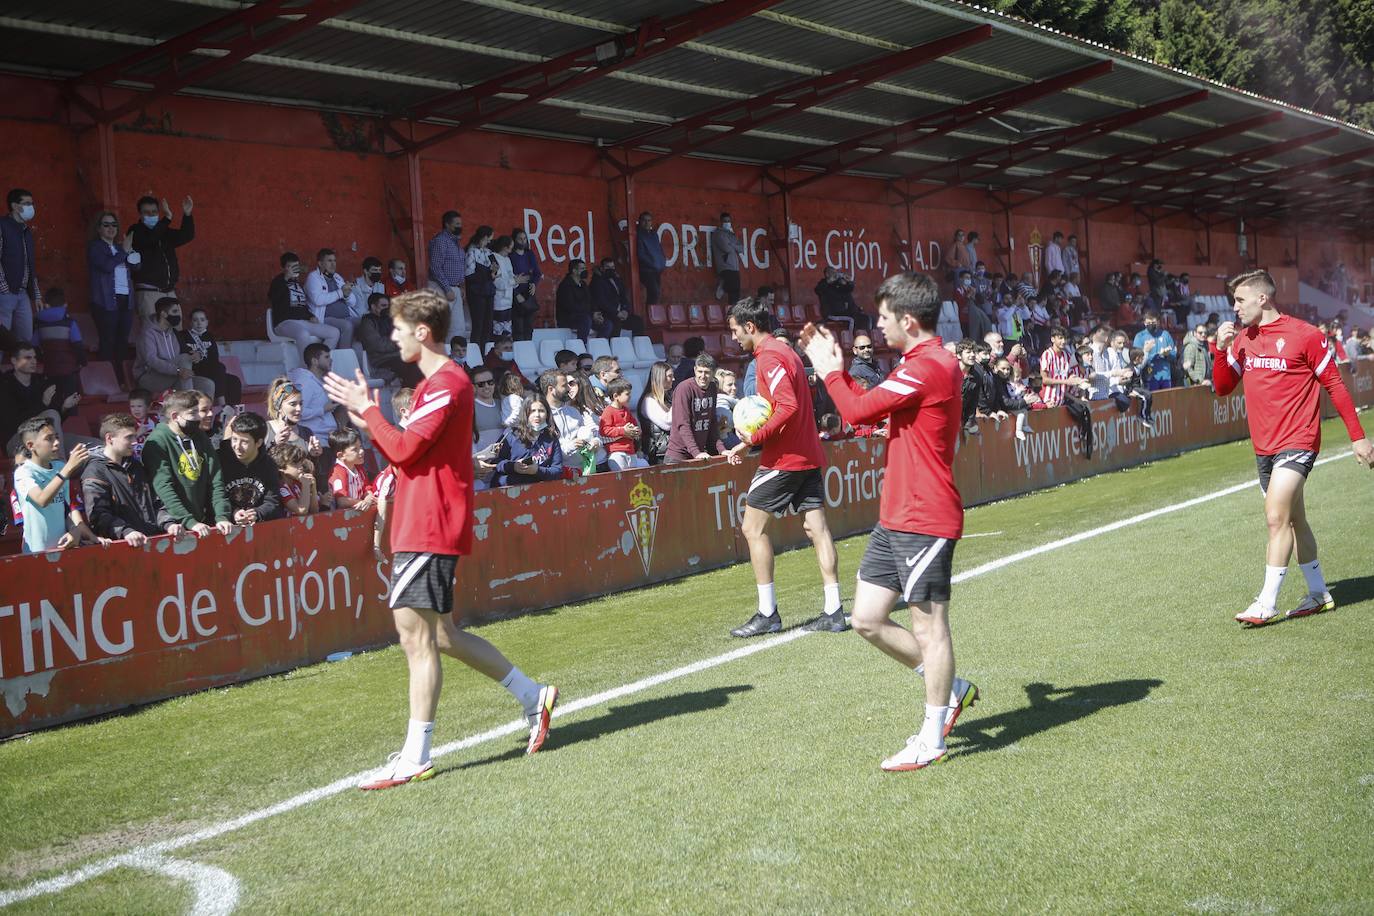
xmin=4 ymin=0 xmax=1373 ymax=231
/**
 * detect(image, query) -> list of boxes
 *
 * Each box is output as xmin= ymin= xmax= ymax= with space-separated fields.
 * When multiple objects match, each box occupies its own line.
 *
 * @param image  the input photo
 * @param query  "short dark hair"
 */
xmin=492 ymin=235 xmax=513 ymax=253
xmin=227 ymin=411 xmax=268 ymax=442
xmin=128 ymin=387 xmax=152 ymax=404
xmin=554 ymin=349 xmax=577 ymax=366
xmin=154 ymin=296 xmax=179 ymax=319
xmin=14 ymin=416 xmax=54 ymax=457
xmin=269 ymin=442 xmax=307 ymax=470
xmin=361 ymin=256 xmax=382 ymax=271
xmin=316 ymin=248 xmax=335 ymax=261
xmin=280 ymin=251 xmax=299 ymax=268
xmin=537 ymin=369 xmax=562 ymax=398
xmin=163 ymin=390 xmax=201 ymax=415
xmin=136 ymin=195 xmax=158 ymax=212
xmin=303 ymin=342 xmax=330 ymax=365
xmin=1142 ymin=307 xmax=1160 ymax=320
xmin=606 ymin=377 xmax=633 ymax=399
xmin=873 ymin=272 xmax=940 ymax=330
xmin=367 ymin=292 xmax=388 ymax=309
xmin=388 ymin=258 xmax=406 ymax=271
xmin=756 ymin=285 xmax=774 ymax=298
xmin=694 ymin=353 xmax=717 ymax=371
xmin=328 ymin=427 xmax=361 ymax=452
xmin=567 ymin=258 xmax=585 ymax=275
xmin=450 ymin=335 xmax=468 ymax=351
xmin=1049 ymin=325 xmax=1068 ymax=339
xmin=7 ymin=188 xmax=32 ymax=207
xmin=100 ymin=413 xmax=137 ymax=439
xmin=728 ymin=297 xmax=771 ymax=333
xmin=684 ymin=336 xmax=706 ymax=358
xmin=7 ymin=342 xmax=35 ymax=361
xmin=441 ymin=210 xmax=460 ymax=225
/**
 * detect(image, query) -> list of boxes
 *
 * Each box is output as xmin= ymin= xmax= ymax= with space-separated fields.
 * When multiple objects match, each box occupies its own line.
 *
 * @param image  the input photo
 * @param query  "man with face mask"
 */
xmin=1 ymin=187 xmax=39 ymax=343
xmin=385 ymin=258 xmax=411 ymax=298
xmin=350 ymin=256 xmax=385 ymax=316
xmin=556 ymin=258 xmax=593 ymax=341
xmin=636 ymin=211 xmax=666 ymax=305
xmin=134 ymin=297 xmax=213 ymax=397
xmin=508 ymin=228 xmax=543 ymax=341
xmin=590 ymin=257 xmax=643 ymax=339
xmin=1132 ymin=307 xmax=1177 ymax=390
xmin=427 ymin=210 xmax=469 ymax=338
xmin=128 ymin=192 xmax=194 ymax=327
xmin=710 ymin=212 xmax=743 ymax=304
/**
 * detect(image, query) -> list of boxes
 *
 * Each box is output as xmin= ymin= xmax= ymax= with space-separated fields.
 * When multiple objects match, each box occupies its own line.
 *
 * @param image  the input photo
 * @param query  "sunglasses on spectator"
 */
xmin=853 ymin=344 xmax=873 ymax=350
xmin=100 ymin=220 xmax=118 ymax=227
xmin=474 ymin=378 xmax=495 ymax=386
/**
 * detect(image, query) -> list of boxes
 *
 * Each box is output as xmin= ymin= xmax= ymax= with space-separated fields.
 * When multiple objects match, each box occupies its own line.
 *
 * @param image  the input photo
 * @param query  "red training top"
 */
xmin=750 ymin=336 xmax=825 ymax=471
xmin=599 ymin=405 xmax=638 ymax=454
xmin=363 ymin=360 xmax=475 ymax=555
xmin=823 ymin=337 xmax=964 ymax=539
xmin=1211 ymin=314 xmax=1365 ymax=455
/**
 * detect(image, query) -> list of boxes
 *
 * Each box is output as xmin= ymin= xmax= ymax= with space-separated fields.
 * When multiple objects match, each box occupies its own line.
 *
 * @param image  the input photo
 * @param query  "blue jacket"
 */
xmin=491 ymin=428 xmax=565 ymax=487
xmin=0 ymin=215 xmax=37 ymax=297
xmin=87 ymin=239 xmax=139 ymax=311
xmin=740 ymin=359 xmax=758 ymax=397
xmin=1132 ymin=328 xmax=1176 ymax=384
xmin=637 ymin=226 xmax=666 ymax=272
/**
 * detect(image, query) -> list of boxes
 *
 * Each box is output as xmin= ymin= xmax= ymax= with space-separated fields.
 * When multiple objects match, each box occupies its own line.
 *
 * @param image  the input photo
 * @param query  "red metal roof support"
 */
xmin=616 ymin=25 xmax=993 ymax=177
xmin=398 ymin=0 xmax=782 ymax=155
xmin=776 ymin=60 xmax=1113 ymax=195
xmin=65 ymin=0 xmax=366 ymax=124
xmin=901 ymin=89 xmax=1209 ymax=202
xmin=407 ymin=150 xmax=427 ymax=284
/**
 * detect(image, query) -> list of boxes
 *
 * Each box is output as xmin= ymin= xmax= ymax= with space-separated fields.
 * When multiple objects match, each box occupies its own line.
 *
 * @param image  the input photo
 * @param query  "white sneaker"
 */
xmin=357 ymin=751 xmax=435 ymax=790
xmin=1288 ymin=591 xmax=1335 ymax=619
xmin=880 ymin=735 xmax=948 ymax=772
xmin=1235 ymin=599 xmax=1283 ymax=627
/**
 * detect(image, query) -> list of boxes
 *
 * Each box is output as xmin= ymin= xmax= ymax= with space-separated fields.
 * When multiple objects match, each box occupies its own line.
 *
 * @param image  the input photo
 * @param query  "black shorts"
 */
xmin=389 ymin=552 xmax=458 ymax=615
xmin=859 ymin=526 xmax=956 ymax=603
xmin=1255 ymin=449 xmax=1316 ymax=495
xmin=745 ymin=467 xmax=824 ymax=515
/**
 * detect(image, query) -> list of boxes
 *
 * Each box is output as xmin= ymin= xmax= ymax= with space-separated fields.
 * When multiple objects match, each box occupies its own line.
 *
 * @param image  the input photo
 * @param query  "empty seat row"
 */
xmin=645 ymin=302 xmax=819 ymax=331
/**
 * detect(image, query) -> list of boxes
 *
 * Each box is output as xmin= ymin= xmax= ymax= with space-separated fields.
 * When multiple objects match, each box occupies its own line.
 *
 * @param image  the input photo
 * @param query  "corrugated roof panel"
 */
xmin=695 ymin=14 xmax=894 ymax=75
xmin=193 ymin=61 xmax=435 ymax=114
xmin=885 ymin=59 xmax=1020 ymax=101
xmin=352 ymin=1 xmax=612 ymax=61
xmin=949 ymin=31 xmax=1094 ymax=82
xmin=3 ymin=0 xmax=215 ymax=42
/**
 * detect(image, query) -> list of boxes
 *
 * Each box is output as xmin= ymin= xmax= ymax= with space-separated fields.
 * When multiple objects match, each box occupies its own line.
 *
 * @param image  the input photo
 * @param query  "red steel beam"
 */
xmin=66 ymin=0 xmax=365 ymax=124
xmin=616 ymin=24 xmax=993 ymax=177
xmin=777 ymin=59 xmax=1113 ymax=194
xmin=401 ymin=0 xmax=780 ymax=154
xmin=1005 ymin=111 xmax=1284 ymax=206
xmin=903 ymin=88 xmax=1208 ymax=202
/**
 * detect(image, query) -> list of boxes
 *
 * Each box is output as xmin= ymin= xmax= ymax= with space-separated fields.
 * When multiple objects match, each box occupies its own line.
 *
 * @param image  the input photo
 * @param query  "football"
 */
xmin=733 ymin=395 xmax=773 ymax=438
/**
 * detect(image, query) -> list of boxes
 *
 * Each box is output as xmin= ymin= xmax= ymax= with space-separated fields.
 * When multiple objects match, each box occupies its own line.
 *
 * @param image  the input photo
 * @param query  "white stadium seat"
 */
xmin=531 ymin=328 xmax=565 ymax=345
xmin=612 ymin=336 xmax=646 ymax=368
xmin=330 ymin=348 xmax=381 ymax=389
xmin=513 ymin=340 xmax=543 ymax=378
xmin=565 ymin=338 xmax=588 ymax=356
xmin=633 ymin=336 xmax=658 ymax=365
xmin=538 ymin=339 xmax=564 ymax=369
xmin=586 ymin=337 xmax=613 ymax=360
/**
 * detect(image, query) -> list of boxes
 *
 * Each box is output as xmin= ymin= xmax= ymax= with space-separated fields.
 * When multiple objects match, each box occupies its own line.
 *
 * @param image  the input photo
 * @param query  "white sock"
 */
xmin=758 ymin=583 xmax=776 ymax=617
xmin=1299 ymin=559 xmax=1326 ymax=595
xmin=823 ymin=582 xmax=842 ymax=614
xmin=1015 ymin=412 xmax=1027 ymax=433
xmin=1258 ymin=565 xmax=1287 ymax=608
xmin=500 ymin=666 xmax=541 ymax=715
xmin=402 ymin=719 xmax=434 ymax=766
xmin=919 ymin=704 xmax=947 ymax=749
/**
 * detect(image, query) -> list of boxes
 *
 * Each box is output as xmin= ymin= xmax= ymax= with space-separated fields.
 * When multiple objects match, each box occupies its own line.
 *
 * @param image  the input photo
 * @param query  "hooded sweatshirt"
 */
xmin=217 ymin=441 xmax=286 ymax=521
xmin=142 ymin=421 xmax=231 ymax=526
xmin=80 ymin=452 xmax=174 ymax=538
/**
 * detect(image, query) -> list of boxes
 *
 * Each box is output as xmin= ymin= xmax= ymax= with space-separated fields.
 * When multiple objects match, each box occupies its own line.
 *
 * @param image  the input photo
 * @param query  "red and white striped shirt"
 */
xmin=328 ymin=461 xmax=373 ymax=501
xmin=1038 ymin=346 xmax=1075 ymax=408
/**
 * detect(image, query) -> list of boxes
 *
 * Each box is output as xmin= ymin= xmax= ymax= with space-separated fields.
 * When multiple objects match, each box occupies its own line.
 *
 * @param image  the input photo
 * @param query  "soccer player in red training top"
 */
xmin=725 ymin=296 xmax=848 ymax=637
xmin=323 ymin=289 xmax=558 ymax=790
xmin=1211 ymin=270 xmax=1373 ymax=626
xmin=802 ymin=272 xmax=978 ymax=771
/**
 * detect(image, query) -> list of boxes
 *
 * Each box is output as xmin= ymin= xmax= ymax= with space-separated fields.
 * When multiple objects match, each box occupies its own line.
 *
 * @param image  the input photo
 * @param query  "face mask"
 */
xmin=498 ymin=350 xmax=513 ymax=360
xmin=18 ymin=204 xmax=34 ymax=221
xmin=392 ymin=273 xmax=405 ymax=283
xmin=368 ymin=271 xmax=381 ymax=282
xmin=722 ymin=221 xmax=732 ymax=231
xmin=142 ymin=215 xmax=159 ymax=229
xmin=166 ymin=313 xmax=182 ymax=327
xmin=451 ymin=227 xmax=462 ymax=237
xmin=531 ymin=421 xmax=547 ymax=432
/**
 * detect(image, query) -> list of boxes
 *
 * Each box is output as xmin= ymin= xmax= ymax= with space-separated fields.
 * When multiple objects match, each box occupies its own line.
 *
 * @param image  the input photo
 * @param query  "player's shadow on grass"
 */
xmin=450 ymin=685 xmax=754 ymax=773
xmin=949 ymin=678 xmax=1163 ymax=758
xmin=1331 ymin=575 xmax=1374 ymax=608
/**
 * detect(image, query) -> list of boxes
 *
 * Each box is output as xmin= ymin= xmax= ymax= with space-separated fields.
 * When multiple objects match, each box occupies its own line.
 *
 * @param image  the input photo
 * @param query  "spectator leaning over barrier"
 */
xmin=427 ymin=210 xmax=468 ymax=338
xmin=490 ymin=234 xmax=517 ymax=342
xmin=87 ymin=210 xmax=140 ymax=386
xmin=131 ymin=297 xmax=205 ymax=398
xmin=509 ymin=228 xmax=543 ymax=341
xmin=1076 ymin=344 xmax=1111 ymax=402
xmin=600 ymin=378 xmax=648 ymax=471
xmin=955 ymin=339 xmax=982 ymax=433
xmin=266 ymin=377 xmax=322 ymax=458
xmin=142 ymin=389 xmax=233 ymax=536
xmin=470 ymin=366 xmax=506 ymax=450
xmin=11 ymin=417 xmax=102 ymax=553
xmin=555 ymin=258 xmax=592 ymax=342
xmin=1180 ymin=322 xmax=1212 ymax=387
xmin=128 ymin=193 xmax=193 ymax=326
xmin=288 ymin=343 xmax=342 ymax=443
xmin=81 ymin=412 xmax=183 ymax=545
xmin=270 ymin=251 xmax=340 ymax=360
xmin=711 ymin=212 xmax=743 ymax=304
xmin=491 ymin=396 xmax=567 ymax=486
xmin=665 ymin=353 xmax=725 ymax=464
xmin=271 ymin=442 xmax=319 ymax=517
xmin=989 ymin=356 xmax=1037 ymax=441
xmin=0 ymin=340 xmax=80 ymax=453
xmin=636 ymin=361 xmax=673 ymax=465
xmin=0 ymin=187 xmax=39 ymax=343
xmin=218 ymin=411 xmax=284 ymax=526
xmin=305 ymin=248 xmax=357 ymax=349
xmin=1037 ymin=325 xmax=1088 ymax=410
xmin=636 ymin=211 xmax=666 ymax=305
xmin=465 ymin=226 xmax=496 ymax=351
xmin=351 ymin=256 xmax=385 ymax=317
xmin=1133 ymin=308 xmax=1176 ymax=391
xmin=590 ymin=255 xmax=640 ymax=339
xmin=181 ymin=307 xmax=242 ymax=406
xmin=540 ymin=369 xmax=598 ymax=476
xmin=327 ymin=427 xmax=376 ymax=512
xmin=715 ymin=367 xmax=738 ymax=413
xmin=816 ymin=267 xmax=870 ymax=332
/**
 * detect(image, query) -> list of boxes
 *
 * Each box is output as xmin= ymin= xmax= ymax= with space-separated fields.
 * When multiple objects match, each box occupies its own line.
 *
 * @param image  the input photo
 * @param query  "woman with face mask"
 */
xmin=465 ymin=226 xmax=496 ymax=352
xmin=179 ymin=307 xmax=243 ymax=406
xmin=86 ymin=210 xmax=141 ymax=387
xmin=133 ymin=296 xmax=213 ymax=397
xmin=489 ymin=397 xmax=567 ymax=488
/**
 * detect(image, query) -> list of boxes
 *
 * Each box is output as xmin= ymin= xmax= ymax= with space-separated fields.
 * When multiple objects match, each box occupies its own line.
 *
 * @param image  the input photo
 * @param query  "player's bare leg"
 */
xmin=1239 ymin=467 xmax=1309 ymax=625
xmin=801 ymin=508 xmax=849 ymax=632
xmin=851 ymin=580 xmax=920 ymax=666
xmin=1284 ymin=478 xmax=1334 ymax=618
xmin=732 ymin=505 xmax=782 ymax=637
xmin=359 ymin=606 xmax=441 ymax=789
xmin=436 ymin=617 xmax=559 ymax=754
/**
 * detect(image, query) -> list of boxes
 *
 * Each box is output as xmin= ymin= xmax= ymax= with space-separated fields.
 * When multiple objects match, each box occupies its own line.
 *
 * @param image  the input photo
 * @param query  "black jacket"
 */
xmin=127 ymin=214 xmax=194 ymax=291
xmin=80 ymin=453 xmax=175 ymax=538
xmin=269 ymin=273 xmax=314 ymax=326
xmin=590 ymin=271 xmax=630 ymax=314
xmin=217 ymin=442 xmax=285 ymax=521
xmin=556 ymin=276 xmax=590 ymax=326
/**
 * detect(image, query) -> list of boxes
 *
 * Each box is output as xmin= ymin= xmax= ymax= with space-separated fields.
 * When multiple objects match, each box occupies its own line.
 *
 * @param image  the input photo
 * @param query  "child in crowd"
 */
xmin=990 ymin=356 xmax=1039 ymax=441
xmin=491 ymin=398 xmax=568 ymax=487
xmin=11 ymin=418 xmax=102 ymax=553
xmin=599 ymin=378 xmax=648 ymax=471
xmin=218 ymin=411 xmax=284 ymax=526
xmin=142 ymin=389 xmax=234 ymax=534
xmin=327 ymin=427 xmax=376 ymax=511
xmin=33 ymin=287 xmax=86 ymax=403
xmin=818 ymin=413 xmax=847 ymax=441
xmin=372 ymin=388 xmax=412 ymax=563
xmin=270 ymin=442 xmax=320 ymax=517
xmin=127 ymin=388 xmax=158 ymax=459
xmin=498 ymin=372 xmax=526 ymax=426
xmin=1126 ymin=347 xmax=1156 ymax=427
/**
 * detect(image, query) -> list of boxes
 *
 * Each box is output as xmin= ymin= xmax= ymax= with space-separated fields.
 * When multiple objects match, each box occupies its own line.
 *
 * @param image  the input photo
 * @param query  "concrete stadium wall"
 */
xmin=2 ymin=360 xmax=1370 ymax=736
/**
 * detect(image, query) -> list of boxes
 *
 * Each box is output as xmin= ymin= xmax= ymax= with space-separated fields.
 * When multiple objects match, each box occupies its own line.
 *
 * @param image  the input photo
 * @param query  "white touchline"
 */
xmin=0 ymin=448 xmax=1355 ymax=909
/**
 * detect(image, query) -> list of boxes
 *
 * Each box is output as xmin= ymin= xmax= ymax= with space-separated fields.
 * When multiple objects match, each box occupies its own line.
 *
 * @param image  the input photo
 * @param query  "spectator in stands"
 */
xmin=488 ymin=234 xmax=517 ymax=342
xmin=464 ymin=225 xmax=496 ymax=351
xmin=666 ymin=353 xmax=725 ymax=464
xmin=11 ymin=418 xmax=101 ymax=553
xmin=1045 ymin=230 xmax=1066 ymax=276
xmin=549 ymin=348 xmax=576 ymax=374
xmin=326 ymin=427 xmax=375 ymax=511
xmin=33 ymin=287 xmax=84 ymax=400
xmin=305 ymin=248 xmax=357 ymax=349
xmin=129 ymin=194 xmax=194 ymax=325
xmin=965 ymin=231 xmax=981 ymax=269
xmin=599 ymin=378 xmax=647 ymax=471
xmin=539 ymin=369 xmax=598 ymax=476
xmin=271 ymin=252 xmax=340 ymax=360
xmin=1097 ymin=271 xmax=1121 ymax=321
xmin=756 ymin=286 xmax=776 ymax=312
xmin=1146 ymin=259 xmax=1166 ymax=309
xmin=126 ymin=389 xmax=157 ymax=459
xmin=989 ymin=356 xmax=1036 ymax=441
xmin=358 ymin=292 xmax=409 ymax=386
xmin=266 ymin=377 xmax=322 ymax=458
xmin=1347 ymin=326 xmax=1365 ymax=362
xmin=1117 ymin=291 xmax=1139 ymax=328
xmin=590 ymin=355 xmax=621 ymax=399
xmin=497 ymin=371 xmax=526 ymax=427
xmin=491 ymin=397 xmax=567 ymax=486
xmin=1180 ymin=322 xmax=1212 ymax=386
xmin=1076 ymin=344 xmax=1111 ymax=402
xmin=509 ymin=228 xmax=543 ymax=341
xmin=636 ymin=212 xmax=667 ymax=305
xmin=1017 ymin=271 xmax=1037 ymax=302
xmin=427 ymin=210 xmax=467 ymax=337
xmin=87 ymin=210 xmax=140 ymax=386
xmin=556 ymin=258 xmax=592 ymax=341
xmin=1 ymin=187 xmax=39 ymax=343
xmin=566 ymin=371 xmax=609 ymax=470
xmin=1186 ymin=297 xmax=1210 ymax=331
xmin=470 ymin=366 xmax=506 ymax=449
xmin=1038 ymin=325 xmax=1089 ymax=410
xmin=385 ymin=258 xmax=411 ymax=298
xmin=1064 ymin=234 xmax=1081 ymax=278
xmin=350 ymin=256 xmax=385 ymax=318
xmin=712 ymin=212 xmax=744 ymax=304
xmin=1099 ymin=331 xmax=1153 ymax=425
xmin=449 ymin=335 xmax=469 ymax=364
xmin=193 ymin=391 xmax=224 ymax=446
xmin=181 ymin=307 xmax=242 ymax=406
xmin=815 ymin=267 xmax=869 ymax=332
xmin=590 ymin=256 xmax=641 ymax=338
xmin=1132 ymin=308 xmax=1176 ymax=391
xmin=996 ymin=292 xmax=1027 ymax=349
xmin=135 ymin=297 xmax=213 ymax=398
xmin=141 ymin=390 xmax=233 ymax=536
xmin=984 ymin=329 xmax=1005 ymax=359
xmin=715 ymin=367 xmax=738 ymax=412
xmin=81 ymin=412 xmax=183 ymax=545
xmin=271 ymin=442 xmax=320 ymax=517
xmin=848 ymin=334 xmax=882 ymax=388
xmin=1063 ymin=271 xmax=1083 ymax=302
xmin=480 ymin=334 xmax=528 ymax=389
xmin=219 ymin=411 xmax=284 ymax=525
xmin=956 ymin=339 xmax=981 ymax=433
xmin=942 ymin=229 xmax=968 ymax=281
xmin=637 ymin=361 xmax=673 ymax=465
xmin=1026 ymin=295 xmax=1051 ymax=355
xmin=288 ymin=343 xmax=347 ymax=448
xmin=672 ymin=337 xmax=706 ymax=389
